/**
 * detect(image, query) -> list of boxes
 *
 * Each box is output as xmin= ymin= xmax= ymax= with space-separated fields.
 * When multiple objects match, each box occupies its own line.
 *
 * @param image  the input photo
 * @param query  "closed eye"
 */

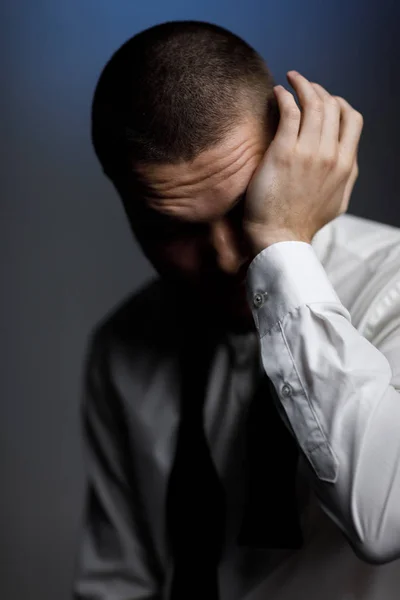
xmin=139 ymin=192 xmax=246 ymax=238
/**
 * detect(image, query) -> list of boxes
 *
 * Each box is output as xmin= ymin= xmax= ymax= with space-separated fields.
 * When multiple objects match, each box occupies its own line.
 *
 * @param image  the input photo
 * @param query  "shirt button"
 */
xmin=282 ymin=383 xmax=292 ymax=397
xmin=253 ymin=292 xmax=268 ymax=309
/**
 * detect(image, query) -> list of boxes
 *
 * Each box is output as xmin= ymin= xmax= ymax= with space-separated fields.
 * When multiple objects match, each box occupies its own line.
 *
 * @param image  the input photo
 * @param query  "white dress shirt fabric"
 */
xmin=74 ymin=213 xmax=400 ymax=600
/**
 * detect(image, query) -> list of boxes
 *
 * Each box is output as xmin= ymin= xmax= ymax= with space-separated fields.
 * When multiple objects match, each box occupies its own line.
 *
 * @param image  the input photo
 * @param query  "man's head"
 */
xmin=91 ymin=20 xmax=279 ymax=331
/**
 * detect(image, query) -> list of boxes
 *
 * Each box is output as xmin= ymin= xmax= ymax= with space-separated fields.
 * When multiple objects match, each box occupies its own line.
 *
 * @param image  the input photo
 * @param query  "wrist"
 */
xmin=244 ymin=226 xmax=308 ymax=255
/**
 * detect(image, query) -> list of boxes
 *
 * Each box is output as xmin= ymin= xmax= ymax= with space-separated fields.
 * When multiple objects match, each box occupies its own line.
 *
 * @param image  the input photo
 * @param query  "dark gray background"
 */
xmin=1 ymin=1 xmax=399 ymax=599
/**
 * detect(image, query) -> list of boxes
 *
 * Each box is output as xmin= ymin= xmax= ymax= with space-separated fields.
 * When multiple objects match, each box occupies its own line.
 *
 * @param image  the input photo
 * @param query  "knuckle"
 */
xmin=283 ymin=102 xmax=300 ymax=120
xmin=321 ymin=153 xmax=337 ymax=168
xmin=308 ymin=97 xmax=323 ymax=112
xmin=325 ymin=95 xmax=339 ymax=109
xmin=354 ymin=110 xmax=364 ymax=124
xmin=334 ymin=95 xmax=349 ymax=107
xmin=275 ymin=147 xmax=292 ymax=166
xmin=337 ymin=157 xmax=353 ymax=177
xmin=298 ymin=148 xmax=314 ymax=166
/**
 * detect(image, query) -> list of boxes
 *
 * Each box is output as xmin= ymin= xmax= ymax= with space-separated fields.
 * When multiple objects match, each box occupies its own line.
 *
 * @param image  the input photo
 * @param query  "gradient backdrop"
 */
xmin=1 ymin=1 xmax=399 ymax=599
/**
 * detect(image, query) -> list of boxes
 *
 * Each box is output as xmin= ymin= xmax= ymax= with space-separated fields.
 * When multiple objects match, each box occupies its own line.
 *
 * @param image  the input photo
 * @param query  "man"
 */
xmin=73 ymin=20 xmax=400 ymax=600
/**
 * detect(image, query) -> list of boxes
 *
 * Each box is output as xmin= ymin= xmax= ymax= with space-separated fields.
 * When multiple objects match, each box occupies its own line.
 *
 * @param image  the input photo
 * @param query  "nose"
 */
xmin=209 ymin=219 xmax=250 ymax=279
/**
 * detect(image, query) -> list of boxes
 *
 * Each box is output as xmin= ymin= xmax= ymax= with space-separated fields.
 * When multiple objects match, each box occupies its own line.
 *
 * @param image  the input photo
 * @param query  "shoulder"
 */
xmin=84 ymin=277 xmax=184 ymax=384
xmin=319 ymin=213 xmax=400 ymax=332
xmin=329 ymin=213 xmax=400 ymax=260
xmin=326 ymin=213 xmax=400 ymax=281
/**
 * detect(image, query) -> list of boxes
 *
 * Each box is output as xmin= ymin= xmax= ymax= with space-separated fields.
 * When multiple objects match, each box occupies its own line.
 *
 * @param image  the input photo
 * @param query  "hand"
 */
xmin=243 ymin=70 xmax=363 ymax=254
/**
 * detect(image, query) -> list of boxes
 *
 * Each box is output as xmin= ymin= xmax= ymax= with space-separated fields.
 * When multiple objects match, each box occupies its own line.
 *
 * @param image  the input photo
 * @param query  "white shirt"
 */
xmin=74 ymin=212 xmax=400 ymax=600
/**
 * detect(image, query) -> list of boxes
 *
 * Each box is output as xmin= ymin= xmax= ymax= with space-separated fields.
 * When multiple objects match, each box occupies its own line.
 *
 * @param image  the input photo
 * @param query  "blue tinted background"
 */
xmin=1 ymin=1 xmax=399 ymax=598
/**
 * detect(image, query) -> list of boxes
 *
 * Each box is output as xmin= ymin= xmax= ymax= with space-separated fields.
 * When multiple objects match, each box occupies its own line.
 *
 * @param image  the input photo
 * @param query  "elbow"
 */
xmin=351 ymin=538 xmax=400 ymax=566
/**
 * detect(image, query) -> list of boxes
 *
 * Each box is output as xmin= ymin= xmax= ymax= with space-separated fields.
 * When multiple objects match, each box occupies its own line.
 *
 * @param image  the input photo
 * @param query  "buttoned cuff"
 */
xmin=245 ymin=241 xmax=342 ymax=337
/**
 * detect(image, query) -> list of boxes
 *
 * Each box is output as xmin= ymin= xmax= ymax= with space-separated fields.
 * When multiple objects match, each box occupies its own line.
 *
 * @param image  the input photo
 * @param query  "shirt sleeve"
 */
xmin=245 ymin=240 xmax=400 ymax=565
xmin=73 ymin=329 xmax=163 ymax=599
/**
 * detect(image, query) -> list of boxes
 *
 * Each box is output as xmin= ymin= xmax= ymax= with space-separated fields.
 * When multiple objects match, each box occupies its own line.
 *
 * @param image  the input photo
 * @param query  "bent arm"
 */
xmin=246 ymin=240 xmax=400 ymax=565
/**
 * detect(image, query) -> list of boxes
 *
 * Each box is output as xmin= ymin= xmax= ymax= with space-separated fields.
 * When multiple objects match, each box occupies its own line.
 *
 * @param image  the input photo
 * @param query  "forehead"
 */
xmin=134 ymin=120 xmax=269 ymax=223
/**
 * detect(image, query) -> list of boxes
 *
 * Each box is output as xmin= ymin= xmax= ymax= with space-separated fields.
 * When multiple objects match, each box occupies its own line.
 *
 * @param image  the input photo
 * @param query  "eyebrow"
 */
xmin=144 ymin=191 xmax=247 ymax=225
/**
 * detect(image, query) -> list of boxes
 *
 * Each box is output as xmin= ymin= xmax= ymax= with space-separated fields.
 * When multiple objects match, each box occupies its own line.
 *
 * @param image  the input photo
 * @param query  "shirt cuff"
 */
xmin=245 ymin=241 xmax=342 ymax=337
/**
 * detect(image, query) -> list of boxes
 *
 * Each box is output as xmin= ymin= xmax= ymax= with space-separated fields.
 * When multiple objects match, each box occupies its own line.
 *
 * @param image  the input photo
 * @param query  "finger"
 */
xmin=272 ymin=85 xmax=301 ymax=151
xmin=311 ymin=82 xmax=341 ymax=162
xmin=286 ymin=71 xmax=324 ymax=150
xmin=335 ymin=96 xmax=364 ymax=163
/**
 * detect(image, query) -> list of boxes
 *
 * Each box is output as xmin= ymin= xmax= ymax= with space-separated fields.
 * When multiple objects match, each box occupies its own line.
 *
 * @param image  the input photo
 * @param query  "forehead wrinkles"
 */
xmin=145 ymin=143 xmax=262 ymax=222
xmin=138 ymin=143 xmax=263 ymax=224
xmin=148 ymin=137 xmax=260 ymax=196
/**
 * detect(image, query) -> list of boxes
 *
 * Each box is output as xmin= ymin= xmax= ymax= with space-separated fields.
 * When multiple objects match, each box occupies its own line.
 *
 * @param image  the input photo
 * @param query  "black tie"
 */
xmin=166 ymin=328 xmax=304 ymax=600
xmin=166 ymin=330 xmax=226 ymax=599
xmin=237 ymin=363 xmax=304 ymax=549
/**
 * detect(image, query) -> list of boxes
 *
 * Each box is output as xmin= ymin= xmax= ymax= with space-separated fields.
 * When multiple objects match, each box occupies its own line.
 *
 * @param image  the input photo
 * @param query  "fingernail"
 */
xmin=287 ymin=70 xmax=298 ymax=77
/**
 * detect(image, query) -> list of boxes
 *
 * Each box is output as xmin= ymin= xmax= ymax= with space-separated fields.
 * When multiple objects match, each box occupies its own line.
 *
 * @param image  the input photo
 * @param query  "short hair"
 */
xmin=91 ymin=20 xmax=279 ymax=184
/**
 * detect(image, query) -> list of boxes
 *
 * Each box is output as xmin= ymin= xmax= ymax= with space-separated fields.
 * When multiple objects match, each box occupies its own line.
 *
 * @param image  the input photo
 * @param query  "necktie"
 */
xmin=166 ymin=323 xmax=304 ymax=600
xmin=237 ymin=362 xmax=304 ymax=550
xmin=166 ymin=329 xmax=226 ymax=599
